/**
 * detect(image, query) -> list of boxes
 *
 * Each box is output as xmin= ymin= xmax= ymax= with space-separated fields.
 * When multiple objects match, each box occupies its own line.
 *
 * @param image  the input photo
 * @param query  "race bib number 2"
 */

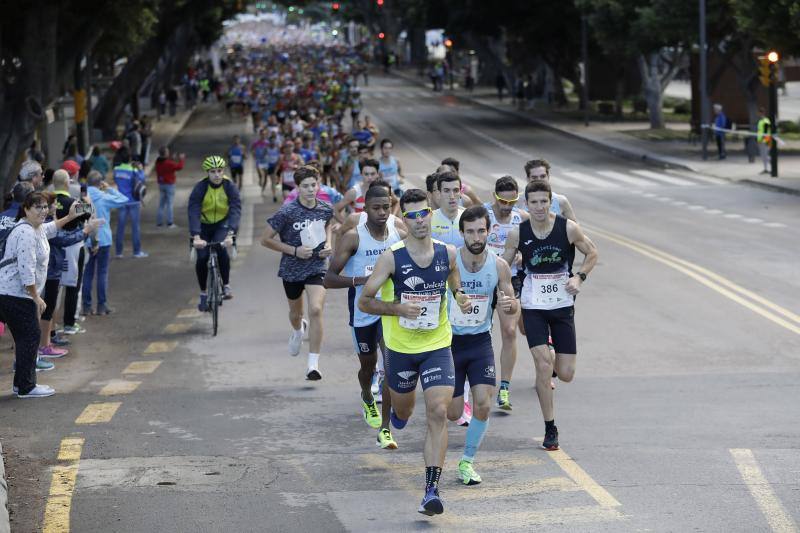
xmin=521 ymin=272 xmax=573 ymax=310
xmin=449 ymin=294 xmax=489 ymax=327
xmin=399 ymin=293 xmax=441 ymax=330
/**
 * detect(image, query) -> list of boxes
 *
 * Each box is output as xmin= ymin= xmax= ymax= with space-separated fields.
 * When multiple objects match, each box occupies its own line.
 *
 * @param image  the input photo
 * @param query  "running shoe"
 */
xmin=38 ymin=345 xmax=68 ymax=358
xmin=60 ymin=324 xmax=86 ymax=335
xmin=17 ymin=385 xmax=55 ymax=398
xmin=376 ymin=428 xmax=398 ymax=449
xmin=458 ymin=459 xmax=482 ymax=485
xmin=36 ymin=358 xmax=55 ymax=372
xmin=418 ymin=486 xmax=444 ymax=516
xmin=362 ymin=398 xmax=382 ymax=428
xmin=222 ymin=285 xmax=233 ymax=300
xmin=50 ymin=334 xmax=71 ymax=347
xmin=390 ymin=409 xmax=407 ymax=430
xmin=133 ymin=251 xmax=149 ymax=258
xmin=289 ymin=319 xmax=308 ymax=357
xmin=370 ymin=370 xmax=380 ymax=395
xmin=542 ymin=425 xmax=559 ymax=451
xmin=306 ymin=368 xmax=322 ymax=381
xmin=197 ymin=294 xmax=208 ymax=312
xmin=497 ymin=388 xmax=512 ymax=411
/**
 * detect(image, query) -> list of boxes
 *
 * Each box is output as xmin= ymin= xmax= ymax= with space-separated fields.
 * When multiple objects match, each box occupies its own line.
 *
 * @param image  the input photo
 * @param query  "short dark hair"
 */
xmin=368 ymin=179 xmax=391 ymax=192
xmin=459 ymin=205 xmax=490 ymax=232
xmin=436 ymin=171 xmax=461 ymax=191
xmin=11 ymin=182 xmax=34 ymax=203
xmin=380 ymin=138 xmax=393 ymax=148
xmin=495 ymin=176 xmax=518 ymax=193
xmin=425 ymin=173 xmax=439 ymax=193
xmin=399 ymin=188 xmax=428 ymax=212
xmin=17 ymin=191 xmax=48 ymax=220
xmin=359 ymin=158 xmax=379 ymax=173
xmin=294 ymin=165 xmax=320 ymax=184
xmin=525 ymin=180 xmax=552 ymax=201
xmin=365 ymin=181 xmax=391 ymax=202
xmin=441 ymin=157 xmax=460 ymax=171
xmin=524 ymin=158 xmax=551 ymax=176
xmin=357 ymin=144 xmax=370 ymax=152
xmin=117 ymin=147 xmax=131 ymax=164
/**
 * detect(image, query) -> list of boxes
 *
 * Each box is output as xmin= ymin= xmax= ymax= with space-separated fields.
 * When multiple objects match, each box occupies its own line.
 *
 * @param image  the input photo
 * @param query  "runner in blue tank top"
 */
xmin=446 ymin=205 xmax=517 ymax=486
xmin=379 ymin=138 xmax=405 ymax=195
xmin=522 ymin=158 xmax=577 ymax=221
xmin=324 ymin=185 xmax=405 ymax=449
xmin=227 ymin=135 xmax=246 ymax=190
xmin=502 ymin=181 xmax=598 ymax=452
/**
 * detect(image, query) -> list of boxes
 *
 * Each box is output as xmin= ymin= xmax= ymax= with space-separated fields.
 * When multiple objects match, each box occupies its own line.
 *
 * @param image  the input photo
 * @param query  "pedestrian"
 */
xmin=158 ymin=90 xmax=167 ymax=119
xmin=495 ymin=73 xmax=507 ymax=101
xmin=126 ymin=121 xmax=142 ymax=160
xmin=112 ymin=147 xmax=148 ymax=258
xmin=757 ymin=106 xmax=772 ymax=174
xmin=139 ymin=116 xmax=152 ymax=165
xmin=155 ymin=146 xmax=186 ymax=228
xmin=0 ymin=192 xmax=82 ymax=397
xmin=713 ymin=103 xmax=728 ymax=160
xmin=82 ymin=171 xmax=130 ymax=315
xmin=167 ymin=87 xmax=178 ymax=117
xmin=89 ymin=146 xmax=110 ymax=178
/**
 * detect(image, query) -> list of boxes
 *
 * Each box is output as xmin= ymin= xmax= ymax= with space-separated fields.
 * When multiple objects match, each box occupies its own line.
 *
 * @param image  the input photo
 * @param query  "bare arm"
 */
xmin=559 ymin=194 xmax=577 ymax=222
xmin=565 ymin=220 xmax=597 ymax=296
xmin=502 ymin=225 xmax=520 ymax=267
xmin=358 ymin=249 xmax=416 ymax=317
xmin=464 ymin=187 xmax=481 ymax=207
xmin=495 ymin=257 xmax=518 ymax=314
xmin=323 ymin=230 xmax=362 ymax=288
xmin=335 ymin=211 xmax=360 ymax=238
xmin=446 ymin=245 xmax=471 ymax=312
xmin=260 ymin=224 xmax=296 ymax=256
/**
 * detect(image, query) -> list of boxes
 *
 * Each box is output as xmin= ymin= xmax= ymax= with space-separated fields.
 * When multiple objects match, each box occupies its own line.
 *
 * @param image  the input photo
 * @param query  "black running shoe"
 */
xmin=542 ymin=425 xmax=559 ymax=451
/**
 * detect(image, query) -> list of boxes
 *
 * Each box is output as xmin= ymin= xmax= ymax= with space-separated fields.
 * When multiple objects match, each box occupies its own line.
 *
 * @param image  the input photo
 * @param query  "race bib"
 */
xmin=230 ymin=155 xmax=243 ymax=165
xmin=449 ymin=293 xmax=489 ymax=327
xmin=521 ymin=272 xmax=573 ymax=310
xmin=399 ymin=293 xmax=441 ymax=330
xmin=364 ymin=264 xmax=374 ymax=276
xmin=282 ymin=171 xmax=295 ymax=185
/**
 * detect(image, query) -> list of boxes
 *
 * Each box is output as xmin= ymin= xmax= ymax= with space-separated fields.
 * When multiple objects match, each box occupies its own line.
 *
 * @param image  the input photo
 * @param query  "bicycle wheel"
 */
xmin=208 ymin=259 xmax=219 ymax=336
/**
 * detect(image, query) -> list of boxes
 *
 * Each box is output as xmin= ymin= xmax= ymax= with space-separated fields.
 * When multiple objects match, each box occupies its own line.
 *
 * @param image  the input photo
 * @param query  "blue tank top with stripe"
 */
xmin=448 ymin=251 xmax=498 ymax=335
xmin=346 ymin=220 xmax=401 ymax=327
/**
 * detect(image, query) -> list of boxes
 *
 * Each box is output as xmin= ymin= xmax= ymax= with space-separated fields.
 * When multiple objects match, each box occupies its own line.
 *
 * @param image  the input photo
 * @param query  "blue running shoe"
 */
xmin=197 ymin=293 xmax=208 ymax=312
xmin=418 ymin=486 xmax=444 ymax=516
xmin=390 ymin=409 xmax=407 ymax=430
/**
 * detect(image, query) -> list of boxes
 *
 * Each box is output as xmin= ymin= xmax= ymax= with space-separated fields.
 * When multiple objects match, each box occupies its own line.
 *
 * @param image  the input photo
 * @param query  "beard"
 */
xmin=467 ymin=241 xmax=486 ymax=255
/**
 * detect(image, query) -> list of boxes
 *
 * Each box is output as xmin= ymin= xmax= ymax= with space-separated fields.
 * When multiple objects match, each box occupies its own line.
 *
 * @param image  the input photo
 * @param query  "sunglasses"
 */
xmin=494 ymin=192 xmax=519 ymax=206
xmin=32 ymin=204 xmax=50 ymax=211
xmin=402 ymin=207 xmax=432 ymax=220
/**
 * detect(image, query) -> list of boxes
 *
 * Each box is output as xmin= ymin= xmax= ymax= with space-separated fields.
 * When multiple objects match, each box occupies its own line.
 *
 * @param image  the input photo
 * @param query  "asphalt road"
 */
xmin=1 ymin=74 xmax=798 ymax=533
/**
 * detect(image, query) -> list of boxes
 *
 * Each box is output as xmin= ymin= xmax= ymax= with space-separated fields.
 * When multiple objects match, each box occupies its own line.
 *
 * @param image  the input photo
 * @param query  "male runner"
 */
xmin=502 ymin=181 xmax=598 ymax=450
xmin=339 ymin=158 xmax=380 ymax=214
xmin=250 ymin=129 xmax=272 ymax=198
xmin=378 ymin=139 xmax=405 ymax=195
xmin=261 ymin=166 xmax=334 ymax=380
xmin=440 ymin=157 xmax=481 ymax=206
xmin=324 ymin=186 xmax=406 ymax=448
xmin=227 ymin=135 xmax=247 ymax=190
xmin=447 ymin=205 xmax=517 ymax=485
xmin=524 ymin=159 xmax=576 ymax=221
xmin=358 ymin=188 xmax=471 ymax=516
xmin=484 ymin=176 xmax=528 ymax=410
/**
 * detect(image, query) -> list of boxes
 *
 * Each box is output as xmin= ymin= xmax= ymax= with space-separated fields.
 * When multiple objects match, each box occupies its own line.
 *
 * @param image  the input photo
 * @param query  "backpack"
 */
xmin=0 ymin=221 xmax=32 ymax=270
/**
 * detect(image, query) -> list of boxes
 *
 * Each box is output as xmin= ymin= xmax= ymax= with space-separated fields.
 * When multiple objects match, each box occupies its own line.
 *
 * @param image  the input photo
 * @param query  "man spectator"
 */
xmin=713 ymin=104 xmax=728 ymax=160
xmin=155 ymin=146 xmax=186 ymax=228
xmin=83 ymin=171 xmax=129 ymax=315
xmin=112 ymin=147 xmax=148 ymax=258
xmin=59 ymin=160 xmax=83 ymax=198
xmin=18 ymin=160 xmax=44 ymax=190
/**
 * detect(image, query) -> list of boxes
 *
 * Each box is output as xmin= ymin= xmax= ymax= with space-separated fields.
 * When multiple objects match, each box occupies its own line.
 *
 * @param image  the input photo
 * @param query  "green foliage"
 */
xmin=730 ymin=0 xmax=800 ymax=55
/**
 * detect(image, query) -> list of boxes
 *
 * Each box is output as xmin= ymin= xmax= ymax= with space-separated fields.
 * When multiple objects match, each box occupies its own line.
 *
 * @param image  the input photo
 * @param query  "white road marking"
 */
xmin=724 ymin=213 xmax=743 ymax=219
xmin=463 ymin=126 xmax=535 ymax=159
xmin=687 ymin=205 xmax=705 ymax=210
xmin=705 ymin=209 xmax=724 ymax=215
xmin=596 ymin=170 xmax=656 ymax=187
xmin=742 ymin=217 xmax=764 ymax=223
xmin=763 ymin=222 xmax=787 ymax=228
xmin=561 ymin=170 xmax=620 ymax=189
xmin=631 ymin=169 xmax=698 ymax=186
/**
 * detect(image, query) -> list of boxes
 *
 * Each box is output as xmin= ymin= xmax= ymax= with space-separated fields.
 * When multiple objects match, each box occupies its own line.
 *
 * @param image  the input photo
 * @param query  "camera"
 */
xmin=74 ymin=202 xmax=94 ymax=216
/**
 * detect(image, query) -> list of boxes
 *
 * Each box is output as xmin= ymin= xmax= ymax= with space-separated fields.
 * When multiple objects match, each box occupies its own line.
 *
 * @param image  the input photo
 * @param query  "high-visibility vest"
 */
xmin=757 ymin=117 xmax=772 ymax=144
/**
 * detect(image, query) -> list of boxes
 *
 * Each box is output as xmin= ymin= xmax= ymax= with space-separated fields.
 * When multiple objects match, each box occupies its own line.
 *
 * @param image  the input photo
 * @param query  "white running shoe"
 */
xmin=370 ymin=370 xmax=380 ymax=395
xmin=288 ymin=319 xmax=308 ymax=357
xmin=17 ymin=385 xmax=55 ymax=398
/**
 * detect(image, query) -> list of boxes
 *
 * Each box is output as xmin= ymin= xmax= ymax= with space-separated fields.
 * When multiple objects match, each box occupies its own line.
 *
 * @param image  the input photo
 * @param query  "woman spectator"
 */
xmin=0 ymin=192 xmax=82 ymax=397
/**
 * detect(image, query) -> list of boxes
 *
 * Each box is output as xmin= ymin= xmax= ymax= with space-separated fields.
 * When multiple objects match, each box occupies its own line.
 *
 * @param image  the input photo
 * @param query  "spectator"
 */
xmin=155 ymin=146 xmax=186 ymax=228
xmin=83 ymin=171 xmax=129 ymax=315
xmin=0 ymin=191 xmax=82 ymax=397
xmin=1 ymin=182 xmax=34 ymax=230
xmin=18 ymin=160 xmax=44 ymax=190
xmin=496 ymin=73 xmax=507 ymax=101
xmin=139 ymin=116 xmax=152 ymax=164
xmin=126 ymin=121 xmax=142 ymax=159
xmin=59 ymin=160 xmax=83 ymax=198
xmin=158 ymin=90 xmax=167 ymax=119
xmin=713 ymin=103 xmax=728 ymax=160
xmin=112 ymin=147 xmax=148 ymax=258
xmin=89 ymin=146 xmax=110 ymax=178
xmin=167 ymin=87 xmax=178 ymax=116
xmin=757 ymin=106 xmax=772 ymax=174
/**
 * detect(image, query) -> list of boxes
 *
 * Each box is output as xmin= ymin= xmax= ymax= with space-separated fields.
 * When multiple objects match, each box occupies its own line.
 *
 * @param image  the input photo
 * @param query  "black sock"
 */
xmin=545 ymin=419 xmax=556 ymax=432
xmin=500 ymin=380 xmax=510 ymax=391
xmin=425 ymin=466 xmax=442 ymax=488
xmin=361 ymin=390 xmax=372 ymax=404
xmin=552 ymin=370 xmax=558 ymax=378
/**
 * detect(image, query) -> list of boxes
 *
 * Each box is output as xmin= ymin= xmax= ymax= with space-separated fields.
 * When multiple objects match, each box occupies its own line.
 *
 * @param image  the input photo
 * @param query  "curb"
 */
xmin=0 ymin=440 xmax=10 ymax=533
xmin=740 ymin=178 xmax=800 ymax=197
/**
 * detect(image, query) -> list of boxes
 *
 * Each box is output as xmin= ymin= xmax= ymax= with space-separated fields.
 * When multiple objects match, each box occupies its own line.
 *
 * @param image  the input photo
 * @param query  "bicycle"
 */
xmin=191 ymin=239 xmax=235 ymax=336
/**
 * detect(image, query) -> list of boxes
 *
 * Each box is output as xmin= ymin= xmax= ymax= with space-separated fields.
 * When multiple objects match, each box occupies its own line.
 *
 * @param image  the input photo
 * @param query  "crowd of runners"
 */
xmin=197 ymin=40 xmax=599 ymax=517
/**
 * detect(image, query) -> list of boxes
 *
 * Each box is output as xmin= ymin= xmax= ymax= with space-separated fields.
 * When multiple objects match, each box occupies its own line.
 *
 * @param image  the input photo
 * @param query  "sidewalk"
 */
xmin=393 ymin=69 xmax=800 ymax=196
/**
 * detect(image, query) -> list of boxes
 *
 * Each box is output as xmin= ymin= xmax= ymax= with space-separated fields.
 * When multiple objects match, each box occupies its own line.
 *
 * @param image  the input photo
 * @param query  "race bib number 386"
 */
xmin=521 ymin=272 xmax=573 ymax=310
xmin=399 ymin=293 xmax=441 ymax=330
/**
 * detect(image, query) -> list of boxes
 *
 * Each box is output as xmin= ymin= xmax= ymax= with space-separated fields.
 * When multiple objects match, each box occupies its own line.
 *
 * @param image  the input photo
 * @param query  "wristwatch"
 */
xmin=576 ymin=272 xmax=587 ymax=282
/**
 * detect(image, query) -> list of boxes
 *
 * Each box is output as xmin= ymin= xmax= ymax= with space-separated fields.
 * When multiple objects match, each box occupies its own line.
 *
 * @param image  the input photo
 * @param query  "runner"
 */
xmin=524 ymin=159 xmax=577 ymax=221
xmin=440 ymin=157 xmax=481 ymax=206
xmin=227 ymin=135 xmax=247 ymax=190
xmin=250 ymin=129 xmax=272 ymax=198
xmin=277 ymin=140 xmax=304 ymax=198
xmin=447 ymin=205 xmax=517 ymax=485
xmin=339 ymin=158 xmax=380 ymax=215
xmin=484 ymin=176 xmax=529 ymax=411
xmin=324 ymin=185 xmax=406 ymax=448
xmin=502 ymin=181 xmax=598 ymax=450
xmin=378 ymin=139 xmax=405 ymax=196
xmin=358 ymin=188 xmax=472 ymax=515
xmin=261 ymin=166 xmax=334 ymax=380
xmin=188 ymin=156 xmax=241 ymax=311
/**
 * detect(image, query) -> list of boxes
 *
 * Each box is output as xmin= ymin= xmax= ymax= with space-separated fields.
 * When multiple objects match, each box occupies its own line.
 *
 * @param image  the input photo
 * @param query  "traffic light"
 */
xmin=332 ymin=2 xmax=340 ymax=10
xmin=377 ymin=0 xmax=384 ymax=5
xmin=444 ymin=39 xmax=453 ymax=48
xmin=759 ymin=51 xmax=780 ymax=87
xmin=378 ymin=32 xmax=385 ymax=39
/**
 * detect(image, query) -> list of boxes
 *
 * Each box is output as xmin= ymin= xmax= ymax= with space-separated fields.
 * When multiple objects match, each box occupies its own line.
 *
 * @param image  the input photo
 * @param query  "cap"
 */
xmin=110 ymin=141 xmax=122 ymax=150
xmin=61 ymin=160 xmax=80 ymax=176
xmin=18 ymin=160 xmax=42 ymax=182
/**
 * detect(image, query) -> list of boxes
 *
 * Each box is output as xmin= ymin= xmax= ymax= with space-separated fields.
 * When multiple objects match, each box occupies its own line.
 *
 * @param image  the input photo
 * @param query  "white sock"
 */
xmin=308 ymin=352 xmax=320 ymax=370
xmin=463 ymin=380 xmax=471 ymax=403
xmin=377 ymin=347 xmax=385 ymax=375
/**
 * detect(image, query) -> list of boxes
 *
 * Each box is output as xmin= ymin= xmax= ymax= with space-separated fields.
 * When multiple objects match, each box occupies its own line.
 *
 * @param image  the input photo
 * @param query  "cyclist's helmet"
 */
xmin=202 ymin=155 xmax=227 ymax=171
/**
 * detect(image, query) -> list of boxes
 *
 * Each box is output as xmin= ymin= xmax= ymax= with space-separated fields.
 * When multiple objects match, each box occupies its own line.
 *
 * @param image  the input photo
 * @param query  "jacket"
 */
xmin=86 ymin=186 xmax=129 ymax=247
xmin=47 ymin=225 xmax=86 ymax=279
xmin=155 ymin=157 xmax=185 ymax=185
xmin=188 ymin=178 xmax=241 ymax=237
xmin=112 ymin=163 xmax=145 ymax=202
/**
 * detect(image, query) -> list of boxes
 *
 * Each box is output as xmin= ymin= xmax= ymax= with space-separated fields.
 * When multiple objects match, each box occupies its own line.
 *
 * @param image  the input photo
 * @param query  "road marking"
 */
xmin=724 ymin=213 xmax=743 ymax=219
xmin=176 ymin=308 xmax=203 ymax=319
xmin=549 ymin=449 xmax=621 ymax=508
xmin=596 ymin=170 xmax=656 ymax=187
xmin=75 ymin=402 xmax=122 ymax=424
xmin=764 ymin=222 xmax=787 ymax=228
xmin=463 ymin=125 xmax=535 ymax=159
xmin=562 ymin=170 xmax=620 ymax=189
xmin=743 ymin=217 xmax=764 ymax=223
xmin=687 ymin=205 xmax=705 ymax=210
xmin=631 ymin=169 xmax=697 ymax=186
xmin=164 ymin=322 xmax=192 ymax=334
xmin=144 ymin=341 xmax=177 ymax=354
xmin=99 ymin=380 xmax=141 ymax=396
xmin=671 ymin=200 xmax=688 ymax=206
xmin=730 ymin=449 xmax=799 ymax=533
xmin=705 ymin=209 xmax=724 ymax=215
xmin=123 ymin=360 xmax=162 ymax=374
xmin=587 ymin=225 xmax=800 ymax=335
xmin=549 ymin=176 xmax=581 ymax=189
xmin=42 ymin=437 xmax=84 ymax=533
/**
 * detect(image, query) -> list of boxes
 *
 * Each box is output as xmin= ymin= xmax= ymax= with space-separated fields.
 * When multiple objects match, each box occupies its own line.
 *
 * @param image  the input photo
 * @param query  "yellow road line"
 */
xmin=42 ymin=437 xmax=84 ymax=533
xmin=122 ymin=360 xmax=162 ymax=374
xmin=75 ymin=402 xmax=122 ymax=425
xmin=164 ymin=322 xmax=192 ymax=334
xmin=587 ymin=226 xmax=800 ymax=336
xmin=730 ymin=449 xmax=798 ymax=533
xmin=549 ymin=449 xmax=621 ymax=508
xmin=99 ymin=380 xmax=141 ymax=396
xmin=176 ymin=308 xmax=203 ymax=319
xmin=143 ymin=341 xmax=177 ymax=354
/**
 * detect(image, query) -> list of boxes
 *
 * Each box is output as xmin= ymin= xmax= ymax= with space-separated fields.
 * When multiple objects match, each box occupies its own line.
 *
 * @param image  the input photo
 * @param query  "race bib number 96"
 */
xmin=449 ymin=294 xmax=489 ymax=327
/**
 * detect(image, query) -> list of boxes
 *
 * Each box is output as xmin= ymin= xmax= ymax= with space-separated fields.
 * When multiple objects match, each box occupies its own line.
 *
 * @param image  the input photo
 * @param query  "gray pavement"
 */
xmin=1 ymin=75 xmax=798 ymax=532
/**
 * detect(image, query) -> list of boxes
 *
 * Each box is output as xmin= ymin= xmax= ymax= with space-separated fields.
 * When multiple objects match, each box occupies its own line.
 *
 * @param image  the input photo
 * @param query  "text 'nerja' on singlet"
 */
xmin=448 ymin=251 xmax=498 ymax=336
xmin=380 ymin=240 xmax=452 ymax=354
xmin=517 ymin=215 xmax=575 ymax=310
xmin=346 ymin=218 xmax=402 ymax=328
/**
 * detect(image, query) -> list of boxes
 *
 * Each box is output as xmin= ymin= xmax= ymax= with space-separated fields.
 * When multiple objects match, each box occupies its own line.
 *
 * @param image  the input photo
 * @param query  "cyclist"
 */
xmin=188 ymin=155 xmax=241 ymax=312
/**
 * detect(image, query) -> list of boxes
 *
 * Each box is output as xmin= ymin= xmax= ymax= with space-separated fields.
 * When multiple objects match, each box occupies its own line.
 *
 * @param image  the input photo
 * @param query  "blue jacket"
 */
xmin=0 ymin=203 xmax=20 ymax=231
xmin=113 ymin=163 xmax=145 ymax=203
xmin=714 ymin=112 xmax=728 ymax=137
xmin=87 ymin=186 xmax=129 ymax=247
xmin=187 ymin=178 xmax=241 ymax=237
xmin=47 ymin=226 xmax=86 ymax=280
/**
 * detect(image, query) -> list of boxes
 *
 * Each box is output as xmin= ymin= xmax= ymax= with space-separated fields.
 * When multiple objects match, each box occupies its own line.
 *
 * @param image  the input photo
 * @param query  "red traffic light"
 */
xmin=377 ymin=0 xmax=384 ymax=5
xmin=444 ymin=39 xmax=453 ymax=48
xmin=332 ymin=2 xmax=340 ymax=9
xmin=378 ymin=32 xmax=385 ymax=39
